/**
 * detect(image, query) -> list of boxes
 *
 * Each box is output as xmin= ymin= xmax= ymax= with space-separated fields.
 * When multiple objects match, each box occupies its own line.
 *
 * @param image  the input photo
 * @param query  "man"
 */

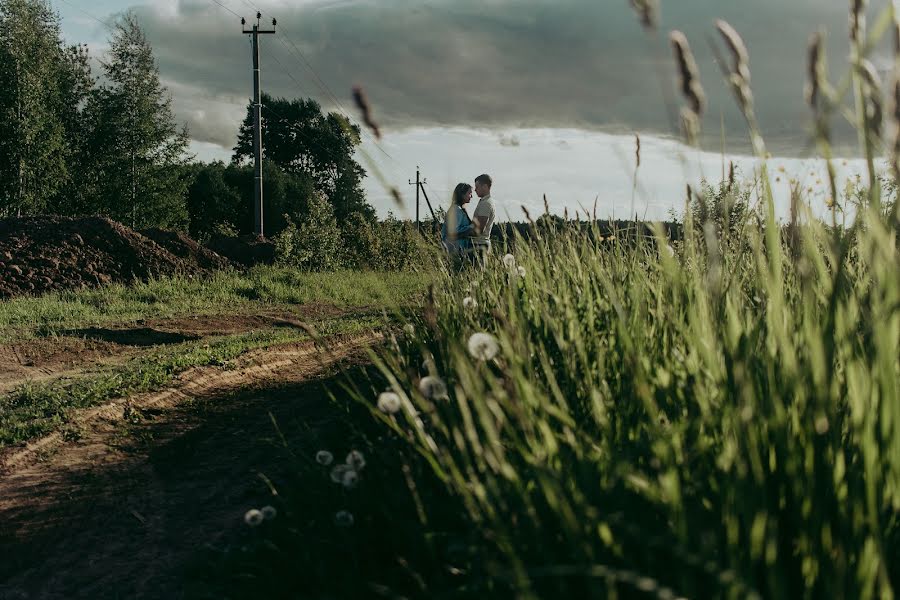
xmin=472 ymin=174 xmax=495 ymax=253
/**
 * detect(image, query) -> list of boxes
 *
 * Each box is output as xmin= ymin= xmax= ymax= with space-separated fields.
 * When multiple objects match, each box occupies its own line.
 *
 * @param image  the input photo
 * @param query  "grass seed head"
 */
xmin=858 ymin=60 xmax=884 ymax=138
xmin=628 ymin=0 xmax=659 ymax=31
xmin=805 ymin=32 xmax=825 ymax=111
xmin=670 ymin=31 xmax=706 ymax=116
xmin=715 ymin=20 xmax=751 ymax=84
xmin=351 ymin=85 xmax=381 ymax=139
xmin=850 ymin=0 xmax=867 ymax=44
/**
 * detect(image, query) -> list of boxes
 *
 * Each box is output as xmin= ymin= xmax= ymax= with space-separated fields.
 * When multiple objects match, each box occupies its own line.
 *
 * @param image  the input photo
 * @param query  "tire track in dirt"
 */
xmin=0 ymin=331 xmax=380 ymax=599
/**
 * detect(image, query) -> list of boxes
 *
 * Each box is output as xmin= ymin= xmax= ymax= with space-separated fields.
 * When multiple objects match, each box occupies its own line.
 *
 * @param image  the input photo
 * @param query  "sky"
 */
xmin=50 ymin=0 xmax=888 ymax=222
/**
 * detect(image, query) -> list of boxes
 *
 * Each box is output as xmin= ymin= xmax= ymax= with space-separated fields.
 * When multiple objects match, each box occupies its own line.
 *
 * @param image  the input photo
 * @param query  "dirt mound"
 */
xmin=0 ymin=216 xmax=202 ymax=299
xmin=206 ymin=233 xmax=276 ymax=267
xmin=139 ymin=228 xmax=235 ymax=271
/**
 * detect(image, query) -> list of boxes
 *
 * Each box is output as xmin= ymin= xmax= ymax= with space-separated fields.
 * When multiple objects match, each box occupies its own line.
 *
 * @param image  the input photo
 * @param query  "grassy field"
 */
xmin=210 ymin=8 xmax=900 ymax=599
xmin=0 ymin=266 xmax=430 ymax=341
xmin=0 ymin=266 xmax=432 ymax=447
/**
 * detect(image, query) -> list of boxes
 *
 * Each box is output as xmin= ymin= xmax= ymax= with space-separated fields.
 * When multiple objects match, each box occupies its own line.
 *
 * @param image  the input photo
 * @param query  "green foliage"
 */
xmin=0 ymin=316 xmax=384 ymax=447
xmin=354 ymin=200 xmax=900 ymax=598
xmin=274 ymin=192 xmax=343 ymax=271
xmin=233 ymin=94 xmax=373 ymax=221
xmin=371 ymin=213 xmax=437 ymax=271
xmin=83 ymin=11 xmax=190 ymax=229
xmin=0 ymin=0 xmax=78 ymax=216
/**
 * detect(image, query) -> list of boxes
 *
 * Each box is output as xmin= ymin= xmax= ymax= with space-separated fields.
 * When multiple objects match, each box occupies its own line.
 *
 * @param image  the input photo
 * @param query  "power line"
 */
xmin=54 ymin=0 xmax=116 ymax=30
xmin=231 ymin=0 xmax=399 ymax=165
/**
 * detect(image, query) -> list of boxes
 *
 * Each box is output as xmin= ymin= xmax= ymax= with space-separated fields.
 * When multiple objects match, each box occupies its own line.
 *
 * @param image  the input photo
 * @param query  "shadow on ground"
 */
xmin=0 ymin=358 xmax=382 ymax=599
xmin=60 ymin=327 xmax=202 ymax=346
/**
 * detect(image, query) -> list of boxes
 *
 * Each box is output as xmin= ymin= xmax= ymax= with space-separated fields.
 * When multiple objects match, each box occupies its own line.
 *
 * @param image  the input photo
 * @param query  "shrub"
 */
xmin=273 ymin=192 xmax=343 ymax=271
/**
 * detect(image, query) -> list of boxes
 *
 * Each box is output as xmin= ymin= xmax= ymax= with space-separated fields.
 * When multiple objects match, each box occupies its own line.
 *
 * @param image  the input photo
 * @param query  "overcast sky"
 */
xmin=53 ymin=0 xmax=886 ymax=220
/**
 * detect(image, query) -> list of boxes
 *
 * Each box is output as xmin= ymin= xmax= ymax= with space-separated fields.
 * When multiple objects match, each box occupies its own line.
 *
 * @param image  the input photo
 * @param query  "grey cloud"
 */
xmin=126 ymin=0 xmax=870 ymax=155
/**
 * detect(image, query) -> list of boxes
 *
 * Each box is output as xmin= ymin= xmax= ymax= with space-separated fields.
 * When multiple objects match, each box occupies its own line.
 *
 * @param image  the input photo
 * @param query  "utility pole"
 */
xmin=408 ymin=166 xmax=426 ymax=232
xmin=242 ymin=13 xmax=276 ymax=237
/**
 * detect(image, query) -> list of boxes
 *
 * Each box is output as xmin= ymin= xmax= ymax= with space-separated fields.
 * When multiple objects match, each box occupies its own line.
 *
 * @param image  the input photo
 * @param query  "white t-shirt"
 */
xmin=472 ymin=194 xmax=495 ymax=246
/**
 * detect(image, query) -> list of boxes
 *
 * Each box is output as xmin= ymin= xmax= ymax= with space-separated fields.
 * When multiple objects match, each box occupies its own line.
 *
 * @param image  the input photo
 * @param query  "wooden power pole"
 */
xmin=409 ymin=166 xmax=426 ymax=232
xmin=242 ymin=13 xmax=276 ymax=237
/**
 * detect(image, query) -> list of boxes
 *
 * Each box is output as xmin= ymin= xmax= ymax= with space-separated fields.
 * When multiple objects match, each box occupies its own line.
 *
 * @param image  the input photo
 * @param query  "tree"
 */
xmin=232 ymin=95 xmax=374 ymax=222
xmin=185 ymin=161 xmax=243 ymax=240
xmin=87 ymin=11 xmax=190 ymax=229
xmin=0 ymin=0 xmax=76 ymax=216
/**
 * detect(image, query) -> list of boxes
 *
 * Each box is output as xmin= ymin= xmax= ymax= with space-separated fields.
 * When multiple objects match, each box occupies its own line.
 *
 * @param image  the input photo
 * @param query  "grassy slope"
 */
xmin=0 ymin=267 xmax=431 ymax=342
xmin=0 ymin=266 xmax=432 ymax=447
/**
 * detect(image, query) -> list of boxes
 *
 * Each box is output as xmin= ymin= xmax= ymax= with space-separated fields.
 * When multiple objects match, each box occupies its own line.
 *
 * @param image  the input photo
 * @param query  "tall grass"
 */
xmin=346 ymin=8 xmax=900 ymax=599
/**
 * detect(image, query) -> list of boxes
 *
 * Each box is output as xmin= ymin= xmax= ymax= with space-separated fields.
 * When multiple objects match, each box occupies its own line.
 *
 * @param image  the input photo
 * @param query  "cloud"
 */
xmin=116 ymin=0 xmax=869 ymax=155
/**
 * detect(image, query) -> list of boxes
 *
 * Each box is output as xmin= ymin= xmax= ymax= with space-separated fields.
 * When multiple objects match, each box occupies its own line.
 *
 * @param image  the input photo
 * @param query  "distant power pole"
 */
xmin=242 ymin=13 xmax=276 ymax=237
xmin=409 ymin=166 xmax=426 ymax=232
xmin=408 ymin=167 xmax=437 ymax=233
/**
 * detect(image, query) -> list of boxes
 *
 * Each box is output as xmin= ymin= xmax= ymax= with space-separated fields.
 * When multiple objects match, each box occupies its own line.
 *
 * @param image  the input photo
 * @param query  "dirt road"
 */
xmin=0 ymin=331 xmax=378 ymax=599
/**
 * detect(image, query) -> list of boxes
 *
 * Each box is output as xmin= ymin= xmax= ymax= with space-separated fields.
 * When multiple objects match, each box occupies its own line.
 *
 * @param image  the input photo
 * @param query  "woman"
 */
xmin=441 ymin=183 xmax=476 ymax=255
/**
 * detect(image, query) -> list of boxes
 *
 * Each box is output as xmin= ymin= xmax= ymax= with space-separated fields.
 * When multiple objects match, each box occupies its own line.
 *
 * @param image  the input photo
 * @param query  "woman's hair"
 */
xmin=452 ymin=183 xmax=473 ymax=206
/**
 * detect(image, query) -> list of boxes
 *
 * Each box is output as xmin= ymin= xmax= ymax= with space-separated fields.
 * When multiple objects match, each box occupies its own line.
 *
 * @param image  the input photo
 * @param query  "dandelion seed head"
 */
xmin=635 ymin=576 xmax=658 ymax=592
xmin=516 ymin=265 xmax=527 ymax=277
xmin=342 ymin=469 xmax=360 ymax=489
xmin=377 ymin=391 xmax=402 ymax=414
xmin=467 ymin=332 xmax=500 ymax=361
xmin=330 ymin=463 xmax=353 ymax=483
xmin=261 ymin=505 xmax=277 ymax=520
xmin=316 ymin=450 xmax=334 ymax=466
xmin=463 ymin=296 xmax=478 ymax=309
xmin=502 ymin=254 xmax=516 ymax=268
xmin=419 ymin=375 xmax=448 ymax=399
xmin=346 ymin=450 xmax=366 ymax=470
xmin=402 ymin=323 xmax=415 ymax=336
xmin=244 ymin=508 xmax=264 ymax=527
xmin=334 ymin=510 xmax=355 ymax=527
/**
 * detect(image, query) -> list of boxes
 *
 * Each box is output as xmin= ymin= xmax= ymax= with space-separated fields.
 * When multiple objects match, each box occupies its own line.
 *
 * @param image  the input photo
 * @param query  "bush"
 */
xmin=340 ymin=211 xmax=380 ymax=269
xmin=273 ymin=192 xmax=343 ymax=271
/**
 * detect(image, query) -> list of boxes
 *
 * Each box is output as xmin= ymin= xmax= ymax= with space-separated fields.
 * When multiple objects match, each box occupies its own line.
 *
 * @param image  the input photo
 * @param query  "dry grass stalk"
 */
xmin=635 ymin=133 xmax=641 ymax=168
xmin=892 ymin=77 xmax=900 ymax=181
xmin=805 ymin=32 xmax=825 ymax=111
xmin=670 ymin=31 xmax=705 ymax=145
xmin=726 ymin=161 xmax=735 ymax=195
xmin=850 ymin=0 xmax=867 ymax=45
xmin=351 ymin=85 xmax=382 ymax=140
xmin=859 ymin=60 xmax=884 ymax=138
xmin=715 ymin=20 xmax=754 ymax=115
xmin=670 ymin=31 xmax=705 ymax=115
xmin=715 ymin=19 xmax=751 ymax=84
xmin=628 ymin=0 xmax=659 ymax=31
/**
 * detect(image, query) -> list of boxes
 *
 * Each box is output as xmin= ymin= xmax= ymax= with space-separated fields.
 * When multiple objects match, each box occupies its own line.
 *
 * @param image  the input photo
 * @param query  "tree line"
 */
xmin=0 ymin=0 xmax=375 ymax=241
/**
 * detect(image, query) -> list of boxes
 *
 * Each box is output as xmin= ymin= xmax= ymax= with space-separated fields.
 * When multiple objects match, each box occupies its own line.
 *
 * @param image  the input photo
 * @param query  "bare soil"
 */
xmin=0 ymin=217 xmax=240 ymax=300
xmin=0 ymin=332 xmax=379 ymax=599
xmin=0 ymin=304 xmax=356 ymax=395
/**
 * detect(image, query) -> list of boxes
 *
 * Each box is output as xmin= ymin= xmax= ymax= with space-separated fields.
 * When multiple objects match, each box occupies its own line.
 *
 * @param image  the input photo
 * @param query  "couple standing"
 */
xmin=441 ymin=173 xmax=495 ymax=258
